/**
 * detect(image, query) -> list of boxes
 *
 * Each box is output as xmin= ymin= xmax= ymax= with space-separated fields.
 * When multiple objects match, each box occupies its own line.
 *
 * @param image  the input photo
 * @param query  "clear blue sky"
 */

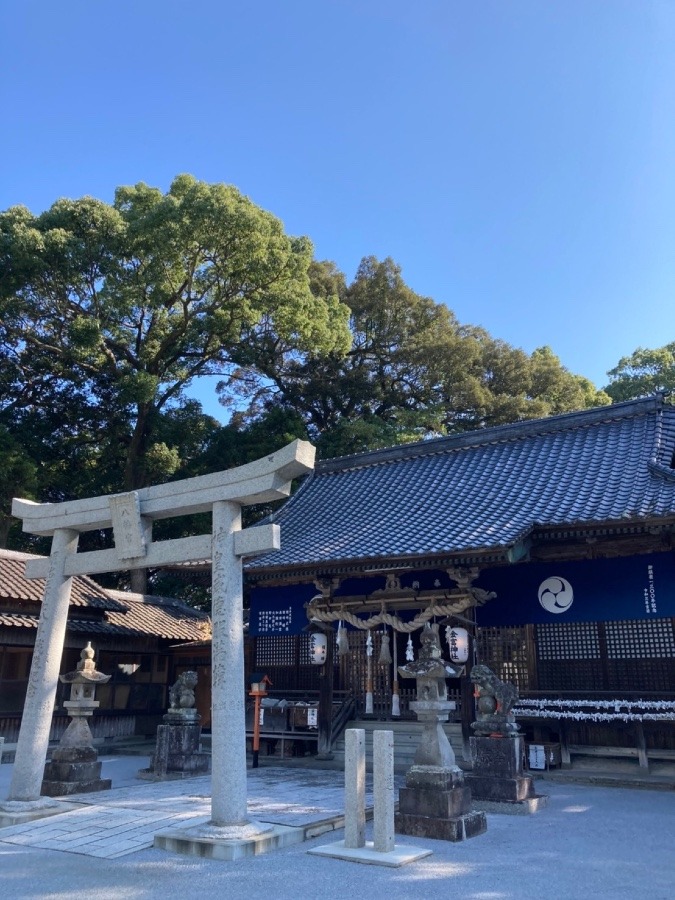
xmin=2 ymin=0 xmax=674 ymax=422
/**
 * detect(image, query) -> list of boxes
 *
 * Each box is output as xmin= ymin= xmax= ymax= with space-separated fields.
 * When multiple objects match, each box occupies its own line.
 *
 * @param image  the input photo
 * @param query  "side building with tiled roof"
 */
xmin=243 ymin=394 xmax=675 ymax=763
xmin=0 ymin=549 xmax=211 ymax=753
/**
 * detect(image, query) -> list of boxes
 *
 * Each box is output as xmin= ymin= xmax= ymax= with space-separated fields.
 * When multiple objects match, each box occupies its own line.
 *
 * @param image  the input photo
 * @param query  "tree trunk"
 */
xmin=0 ymin=514 xmax=11 ymax=549
xmin=316 ymin=626 xmax=335 ymax=759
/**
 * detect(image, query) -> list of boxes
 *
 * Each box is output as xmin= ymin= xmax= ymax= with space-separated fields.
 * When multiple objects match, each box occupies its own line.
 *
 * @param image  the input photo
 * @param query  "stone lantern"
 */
xmin=41 ymin=642 xmax=112 ymax=797
xmin=394 ymin=623 xmax=487 ymax=842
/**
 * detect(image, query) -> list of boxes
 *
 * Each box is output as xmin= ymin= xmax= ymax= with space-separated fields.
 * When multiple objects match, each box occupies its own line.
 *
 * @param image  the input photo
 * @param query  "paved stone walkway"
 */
xmin=0 ymin=765 xmax=380 ymax=859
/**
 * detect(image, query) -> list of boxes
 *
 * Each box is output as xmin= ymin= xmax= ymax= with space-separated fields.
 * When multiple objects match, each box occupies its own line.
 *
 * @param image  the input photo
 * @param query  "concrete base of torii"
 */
xmin=307 ymin=840 xmax=433 ymax=868
xmin=0 ymin=797 xmax=79 ymax=829
xmin=153 ymin=820 xmax=305 ymax=861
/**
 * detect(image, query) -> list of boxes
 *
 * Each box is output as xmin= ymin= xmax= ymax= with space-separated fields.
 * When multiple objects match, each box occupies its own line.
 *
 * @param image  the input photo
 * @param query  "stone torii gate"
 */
xmin=6 ymin=440 xmax=314 ymax=836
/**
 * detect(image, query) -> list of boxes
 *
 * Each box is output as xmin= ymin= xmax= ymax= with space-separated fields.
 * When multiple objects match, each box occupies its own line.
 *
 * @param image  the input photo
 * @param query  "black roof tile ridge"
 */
xmin=647 ymin=400 xmax=675 ymax=480
xmin=651 ymin=402 xmax=665 ymax=467
xmin=652 ymin=400 xmax=675 ymax=459
xmin=315 ymin=395 xmax=665 ymax=474
xmin=105 ymin=588 xmax=208 ymax=614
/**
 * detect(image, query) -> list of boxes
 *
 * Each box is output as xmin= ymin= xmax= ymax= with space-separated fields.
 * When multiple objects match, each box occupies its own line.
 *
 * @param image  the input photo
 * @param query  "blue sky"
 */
xmin=2 ymin=1 xmax=674 ymax=422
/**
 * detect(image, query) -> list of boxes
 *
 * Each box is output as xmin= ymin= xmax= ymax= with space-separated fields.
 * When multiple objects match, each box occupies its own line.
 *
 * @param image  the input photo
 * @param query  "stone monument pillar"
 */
xmin=41 ymin=642 xmax=112 ymax=797
xmin=395 ymin=623 xmax=487 ymax=842
xmin=140 ymin=671 xmax=210 ymax=779
xmin=464 ymin=665 xmax=546 ymax=813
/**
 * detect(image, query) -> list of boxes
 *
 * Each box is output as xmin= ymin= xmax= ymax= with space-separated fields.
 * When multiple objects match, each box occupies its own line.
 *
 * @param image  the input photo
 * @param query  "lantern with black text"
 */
xmin=446 ymin=626 xmax=469 ymax=664
xmin=310 ymin=630 xmax=328 ymax=665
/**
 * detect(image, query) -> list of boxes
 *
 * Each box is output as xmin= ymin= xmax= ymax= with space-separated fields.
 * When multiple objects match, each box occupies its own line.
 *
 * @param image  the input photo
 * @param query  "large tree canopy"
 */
xmin=1 ymin=179 xmax=613 ymax=601
xmin=604 ymin=344 xmax=675 ymax=401
xmin=0 ymin=175 xmax=351 ymax=498
xmin=225 ymin=256 xmax=611 ymax=456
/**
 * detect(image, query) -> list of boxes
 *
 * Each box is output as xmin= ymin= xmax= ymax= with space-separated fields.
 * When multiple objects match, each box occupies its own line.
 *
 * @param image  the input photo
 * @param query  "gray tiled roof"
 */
xmin=247 ymin=395 xmax=675 ymax=575
xmin=0 ymin=549 xmax=126 ymax=610
xmin=0 ymin=549 xmax=210 ymax=641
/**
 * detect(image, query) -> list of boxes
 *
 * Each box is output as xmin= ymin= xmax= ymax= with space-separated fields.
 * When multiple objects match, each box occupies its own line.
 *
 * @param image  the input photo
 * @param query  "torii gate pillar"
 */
xmin=210 ymin=500 xmax=251 ymax=826
xmin=3 ymin=441 xmax=315 ymax=836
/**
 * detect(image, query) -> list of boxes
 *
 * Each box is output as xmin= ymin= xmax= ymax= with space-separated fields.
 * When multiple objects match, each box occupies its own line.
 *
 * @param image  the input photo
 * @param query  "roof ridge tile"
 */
xmin=316 ymin=395 xmax=664 ymax=474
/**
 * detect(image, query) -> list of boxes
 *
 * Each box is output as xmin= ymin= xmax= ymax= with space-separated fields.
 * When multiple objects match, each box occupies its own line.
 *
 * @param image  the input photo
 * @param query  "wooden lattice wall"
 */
xmin=475 ymin=625 xmax=533 ymax=692
xmin=476 ymin=617 xmax=675 ymax=695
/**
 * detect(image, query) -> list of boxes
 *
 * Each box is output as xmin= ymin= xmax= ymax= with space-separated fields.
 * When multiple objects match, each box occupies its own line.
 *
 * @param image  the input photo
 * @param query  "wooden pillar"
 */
xmin=316 ymin=625 xmax=334 ymax=759
xmin=461 ymin=626 xmax=476 ymax=761
xmin=635 ymin=721 xmax=649 ymax=770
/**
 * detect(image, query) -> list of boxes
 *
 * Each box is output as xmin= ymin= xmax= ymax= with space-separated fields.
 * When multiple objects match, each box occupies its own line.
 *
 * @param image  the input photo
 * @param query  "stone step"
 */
xmin=332 ymin=720 xmax=466 ymax=771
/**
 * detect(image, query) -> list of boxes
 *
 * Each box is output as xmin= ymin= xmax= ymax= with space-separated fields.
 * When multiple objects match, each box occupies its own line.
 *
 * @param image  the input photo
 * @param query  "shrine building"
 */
xmin=244 ymin=394 xmax=675 ymax=765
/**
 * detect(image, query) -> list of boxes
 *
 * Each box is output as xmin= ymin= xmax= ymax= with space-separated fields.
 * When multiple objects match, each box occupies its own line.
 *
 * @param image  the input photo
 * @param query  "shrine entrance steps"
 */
xmin=331 ymin=719 xmax=466 ymax=773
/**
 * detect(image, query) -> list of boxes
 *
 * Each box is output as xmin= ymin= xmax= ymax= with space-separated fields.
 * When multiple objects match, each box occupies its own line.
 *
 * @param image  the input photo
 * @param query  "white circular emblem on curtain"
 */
xmin=538 ymin=576 xmax=574 ymax=614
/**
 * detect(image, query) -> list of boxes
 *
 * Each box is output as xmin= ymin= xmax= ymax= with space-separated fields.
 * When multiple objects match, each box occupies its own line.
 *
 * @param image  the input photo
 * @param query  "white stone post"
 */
xmin=210 ymin=500 xmax=248 ymax=827
xmin=8 ymin=528 xmax=79 ymax=801
xmin=344 ymin=728 xmax=366 ymax=849
xmin=373 ymin=729 xmax=395 ymax=853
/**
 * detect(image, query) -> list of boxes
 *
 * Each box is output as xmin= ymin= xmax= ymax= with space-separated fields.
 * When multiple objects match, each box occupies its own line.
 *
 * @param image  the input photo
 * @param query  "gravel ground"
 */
xmin=1 ymin=756 xmax=673 ymax=900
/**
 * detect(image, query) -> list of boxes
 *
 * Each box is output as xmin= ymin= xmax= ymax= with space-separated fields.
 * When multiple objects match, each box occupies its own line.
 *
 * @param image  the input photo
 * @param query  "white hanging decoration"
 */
xmin=337 ymin=620 xmax=350 ymax=656
xmin=391 ymin=632 xmax=400 ymax=717
xmin=405 ymin=634 xmax=414 ymax=662
xmin=512 ymin=697 xmax=675 ymax=723
xmin=365 ymin=630 xmax=374 ymax=715
xmin=378 ymin=629 xmax=392 ymax=665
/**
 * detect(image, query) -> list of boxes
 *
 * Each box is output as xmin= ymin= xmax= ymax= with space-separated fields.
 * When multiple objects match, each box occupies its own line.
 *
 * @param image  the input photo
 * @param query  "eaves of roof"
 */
xmin=0 ymin=550 xmax=209 ymax=641
xmin=0 ymin=550 xmax=126 ymax=610
xmin=0 ymin=609 xmax=208 ymax=642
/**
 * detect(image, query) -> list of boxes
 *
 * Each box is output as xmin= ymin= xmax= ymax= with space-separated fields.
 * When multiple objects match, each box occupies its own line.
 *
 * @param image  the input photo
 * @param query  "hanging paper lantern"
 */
xmin=446 ymin=626 xmax=469 ymax=663
xmin=310 ymin=631 xmax=328 ymax=665
xmin=378 ymin=630 xmax=392 ymax=665
xmin=337 ymin=620 xmax=350 ymax=656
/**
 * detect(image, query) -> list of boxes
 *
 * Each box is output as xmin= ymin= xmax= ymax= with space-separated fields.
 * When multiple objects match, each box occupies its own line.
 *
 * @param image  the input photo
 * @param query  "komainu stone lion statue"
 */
xmin=470 ymin=664 xmax=520 ymax=736
xmin=168 ymin=670 xmax=198 ymax=711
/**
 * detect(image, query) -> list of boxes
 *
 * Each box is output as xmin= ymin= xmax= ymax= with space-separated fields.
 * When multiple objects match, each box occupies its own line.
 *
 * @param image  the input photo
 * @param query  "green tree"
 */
xmin=604 ymin=344 xmax=675 ymax=401
xmin=229 ymin=256 xmax=474 ymax=449
xmin=442 ymin=339 xmax=610 ymax=431
xmin=0 ymin=174 xmax=351 ymax=498
xmin=0 ymin=425 xmax=37 ymax=546
xmin=228 ymin=256 xmax=610 ymax=453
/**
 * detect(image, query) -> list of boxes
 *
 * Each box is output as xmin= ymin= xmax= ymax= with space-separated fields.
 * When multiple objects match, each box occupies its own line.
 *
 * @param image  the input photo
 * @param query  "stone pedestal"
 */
xmin=140 ymin=716 xmax=210 ymax=780
xmin=41 ymin=745 xmax=111 ymax=797
xmin=395 ymin=764 xmax=487 ymax=842
xmin=466 ymin=735 xmax=547 ymax=814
